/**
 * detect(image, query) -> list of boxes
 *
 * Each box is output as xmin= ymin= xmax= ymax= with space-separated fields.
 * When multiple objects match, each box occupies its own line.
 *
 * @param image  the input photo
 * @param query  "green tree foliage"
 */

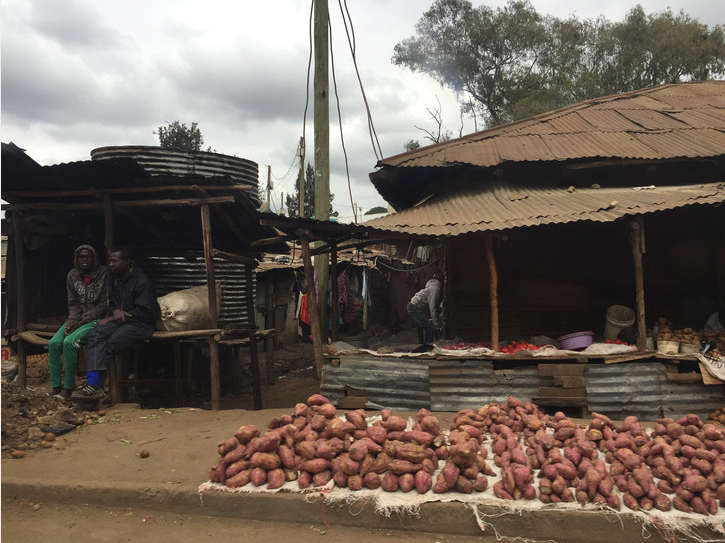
xmin=155 ymin=121 xmax=206 ymax=151
xmin=404 ymin=139 xmax=421 ymax=152
xmin=285 ymin=163 xmax=336 ymax=218
xmin=365 ymin=206 xmax=388 ymax=215
xmin=393 ymin=0 xmax=725 ymax=127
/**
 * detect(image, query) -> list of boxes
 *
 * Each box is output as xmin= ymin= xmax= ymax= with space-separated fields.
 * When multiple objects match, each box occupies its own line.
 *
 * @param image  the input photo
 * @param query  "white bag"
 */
xmin=156 ymin=284 xmax=223 ymax=332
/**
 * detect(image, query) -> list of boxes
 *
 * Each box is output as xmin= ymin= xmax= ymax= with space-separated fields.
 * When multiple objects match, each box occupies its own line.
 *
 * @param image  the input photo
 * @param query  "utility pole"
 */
xmin=266 ymin=165 xmax=272 ymax=207
xmin=297 ymin=137 xmax=305 ymax=218
xmin=314 ymin=0 xmax=330 ymax=343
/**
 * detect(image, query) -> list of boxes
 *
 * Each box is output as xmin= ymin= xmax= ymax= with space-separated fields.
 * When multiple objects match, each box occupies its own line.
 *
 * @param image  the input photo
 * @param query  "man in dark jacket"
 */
xmin=72 ymin=246 xmax=160 ymax=400
xmin=48 ymin=245 xmax=107 ymax=400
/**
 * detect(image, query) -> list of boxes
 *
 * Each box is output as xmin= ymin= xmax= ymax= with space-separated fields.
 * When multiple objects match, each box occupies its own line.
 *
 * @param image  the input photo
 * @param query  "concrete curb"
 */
xmin=3 ymin=476 xmax=709 ymax=542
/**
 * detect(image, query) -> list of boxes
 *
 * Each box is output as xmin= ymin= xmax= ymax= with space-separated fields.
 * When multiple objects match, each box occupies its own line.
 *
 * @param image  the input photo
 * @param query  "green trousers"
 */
xmin=48 ymin=320 xmax=98 ymax=389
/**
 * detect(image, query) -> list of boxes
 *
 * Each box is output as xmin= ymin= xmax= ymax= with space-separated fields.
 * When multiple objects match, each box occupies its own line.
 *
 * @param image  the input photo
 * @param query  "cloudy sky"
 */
xmin=2 ymin=0 xmax=722 ymax=219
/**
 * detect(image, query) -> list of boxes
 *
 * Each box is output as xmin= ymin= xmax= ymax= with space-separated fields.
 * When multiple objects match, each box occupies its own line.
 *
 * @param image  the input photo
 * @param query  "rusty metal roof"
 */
xmin=376 ymin=81 xmax=725 ymax=169
xmin=362 ymin=182 xmax=725 ymax=236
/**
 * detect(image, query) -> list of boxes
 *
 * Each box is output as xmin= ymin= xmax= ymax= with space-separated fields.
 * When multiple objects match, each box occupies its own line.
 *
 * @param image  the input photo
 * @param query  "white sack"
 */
xmin=156 ymin=284 xmax=222 ymax=332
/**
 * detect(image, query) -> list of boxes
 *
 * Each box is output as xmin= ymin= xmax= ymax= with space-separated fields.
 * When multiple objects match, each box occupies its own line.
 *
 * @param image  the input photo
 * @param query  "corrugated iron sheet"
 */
xmin=377 ymin=81 xmax=725 ymax=170
xmin=143 ymin=256 xmax=254 ymax=323
xmin=320 ymin=354 xmax=431 ymax=410
xmin=361 ymin=182 xmax=725 ymax=237
xmin=429 ymin=360 xmax=547 ymax=412
xmin=586 ymin=363 xmax=725 ymax=421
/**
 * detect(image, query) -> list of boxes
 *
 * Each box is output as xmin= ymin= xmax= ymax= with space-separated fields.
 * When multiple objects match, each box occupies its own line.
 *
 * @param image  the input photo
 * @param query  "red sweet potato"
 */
xmin=297 ymin=471 xmax=312 ymax=489
xmin=226 ymin=469 xmax=252 ymax=488
xmin=250 ymin=467 xmax=267 ymax=487
xmin=654 ymin=492 xmax=672 ymax=512
xmin=395 ymin=442 xmax=427 ymax=464
xmin=381 ymin=471 xmax=399 ymax=492
xmin=672 ymin=496 xmax=692 ymax=513
xmin=266 ymin=468 xmax=285 ymax=489
xmin=234 ymin=425 xmax=260 ymax=445
xmin=396 ymin=472 xmax=414 ymax=492
xmin=493 ymin=480 xmax=513 ymax=500
xmin=371 ymin=452 xmax=392 ymax=474
xmin=682 ymin=474 xmax=708 ymax=493
xmin=314 ymin=403 xmax=337 ymax=419
xmin=366 ymin=425 xmax=388 ymax=444
xmin=346 ymin=474 xmax=362 ymax=491
xmin=257 ymin=432 xmax=281 ymax=454
xmin=218 ymin=437 xmax=238 ymax=456
xmin=333 ymin=470 xmax=349 ymax=488
xmin=381 ymin=415 xmax=407 ymax=432
xmin=414 ymin=470 xmax=433 ymax=494
xmin=298 ymin=458 xmax=331 ymax=474
xmin=307 ymin=394 xmax=330 ymax=406
xmin=364 ymin=472 xmax=381 ymax=489
xmin=312 ymin=470 xmax=332 ymax=487
xmin=226 ymin=459 xmax=251 ymax=478
xmin=347 ymin=440 xmax=368 ymax=462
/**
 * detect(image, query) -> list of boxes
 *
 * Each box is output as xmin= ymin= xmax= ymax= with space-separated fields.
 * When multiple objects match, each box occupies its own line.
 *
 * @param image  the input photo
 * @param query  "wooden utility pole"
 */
xmin=200 ymin=204 xmax=221 ymax=410
xmin=631 ymin=217 xmax=647 ymax=350
xmin=266 ymin=165 xmax=272 ymax=207
xmin=314 ymin=0 xmax=330 ymax=342
xmin=297 ymin=137 xmax=305 ymax=218
xmin=485 ymin=233 xmax=499 ymax=351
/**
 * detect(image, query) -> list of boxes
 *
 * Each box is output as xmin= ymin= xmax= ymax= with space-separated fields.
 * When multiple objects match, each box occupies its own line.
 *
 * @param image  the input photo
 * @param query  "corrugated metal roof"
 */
xmin=586 ymin=363 xmax=725 ymax=420
xmin=377 ymin=81 xmax=725 ymax=169
xmin=361 ymin=182 xmax=725 ymax=236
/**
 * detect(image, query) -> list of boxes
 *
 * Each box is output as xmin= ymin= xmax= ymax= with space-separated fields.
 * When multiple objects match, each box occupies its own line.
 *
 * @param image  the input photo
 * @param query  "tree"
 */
xmin=365 ymin=206 xmax=388 ymax=215
xmin=285 ymin=163 xmax=336 ymax=218
xmin=155 ymin=121 xmax=206 ymax=151
xmin=393 ymin=0 xmax=725 ymax=127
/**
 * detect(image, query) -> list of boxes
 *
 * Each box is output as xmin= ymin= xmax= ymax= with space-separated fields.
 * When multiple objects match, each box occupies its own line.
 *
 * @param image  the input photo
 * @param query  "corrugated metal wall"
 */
xmin=321 ymin=354 xmax=430 ymax=410
xmin=430 ymin=360 xmax=547 ymax=411
xmin=143 ymin=256 xmax=254 ymax=323
xmin=586 ymin=363 xmax=725 ymax=420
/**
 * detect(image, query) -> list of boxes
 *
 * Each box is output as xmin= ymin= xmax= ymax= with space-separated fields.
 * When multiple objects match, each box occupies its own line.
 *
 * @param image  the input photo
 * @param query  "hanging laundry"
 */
xmin=338 ymin=268 xmax=356 ymax=324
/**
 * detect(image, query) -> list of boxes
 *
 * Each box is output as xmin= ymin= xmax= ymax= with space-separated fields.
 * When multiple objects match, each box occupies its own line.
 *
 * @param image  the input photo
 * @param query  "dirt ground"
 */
xmin=1 ymin=499 xmax=494 ymax=543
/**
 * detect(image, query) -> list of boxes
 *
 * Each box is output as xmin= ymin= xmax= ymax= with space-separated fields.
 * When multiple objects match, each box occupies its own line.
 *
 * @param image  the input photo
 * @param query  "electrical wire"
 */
xmin=374 ymin=256 xmax=440 ymax=273
xmin=338 ymin=0 xmax=384 ymax=161
xmin=328 ymin=18 xmax=357 ymax=224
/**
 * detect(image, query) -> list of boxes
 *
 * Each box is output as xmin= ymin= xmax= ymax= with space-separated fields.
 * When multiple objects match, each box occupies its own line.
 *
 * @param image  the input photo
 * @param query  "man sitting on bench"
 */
xmin=72 ymin=246 xmax=160 ymax=401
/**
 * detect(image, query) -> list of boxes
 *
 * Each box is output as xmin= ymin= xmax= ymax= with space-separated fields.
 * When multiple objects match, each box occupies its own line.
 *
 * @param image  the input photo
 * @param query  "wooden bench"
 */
xmin=13 ymin=327 xmax=276 ymax=408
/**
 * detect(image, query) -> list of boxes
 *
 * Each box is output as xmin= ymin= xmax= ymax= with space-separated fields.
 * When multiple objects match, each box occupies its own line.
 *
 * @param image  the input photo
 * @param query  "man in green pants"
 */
xmin=48 ymin=245 xmax=107 ymax=400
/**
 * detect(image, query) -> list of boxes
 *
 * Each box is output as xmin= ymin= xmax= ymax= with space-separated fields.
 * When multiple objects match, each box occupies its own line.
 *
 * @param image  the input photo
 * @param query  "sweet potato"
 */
xmin=307 ymin=394 xmax=330 ymax=406
xmin=226 ymin=469 xmax=252 ymax=488
xmin=284 ymin=468 xmax=298 ymax=482
xmin=214 ymin=459 xmax=228 ymax=484
xmin=420 ymin=415 xmax=441 ymax=435
xmin=314 ymin=403 xmax=337 ymax=419
xmin=381 ymin=471 xmax=399 ymax=492
xmin=348 ymin=474 xmax=363 ymax=491
xmin=218 ymin=437 xmax=238 ymax=456
xmin=672 ymin=496 xmax=692 ymax=513
xmin=381 ymin=415 xmax=407 ymax=432
xmin=394 ymin=442 xmax=427 ymax=464
xmin=692 ymin=458 xmax=713 ymax=476
xmin=297 ymin=471 xmax=312 ymax=489
xmin=297 ymin=458 xmax=331 ymax=474
xmin=539 ymin=477 xmax=552 ymax=495
xmin=226 ymin=459 xmax=251 ymax=478
xmin=345 ymin=409 xmax=367 ymax=430
xmin=294 ymin=403 xmax=308 ymax=417
xmin=333 ymin=470 xmax=349 ymax=488
xmin=338 ymin=453 xmax=360 ymax=475
xmin=312 ymin=470 xmax=332 ymax=487
xmin=223 ymin=443 xmax=247 ymax=464
xmin=234 ymin=425 xmax=260 ymax=444
xmin=364 ymin=472 xmax=381 ymax=489
xmin=691 ymin=496 xmax=709 ymax=515
xmin=395 ymin=472 xmax=413 ymax=492
xmin=359 ymin=454 xmax=375 ymax=477
xmin=493 ymin=480 xmax=513 ymax=500
xmin=442 ymin=460 xmax=460 ymax=486
xmin=250 ymin=467 xmax=267 ymax=487
xmin=347 ymin=440 xmax=368 ymax=462
xmin=266 ymin=468 xmax=285 ymax=489
xmin=682 ymin=474 xmax=708 ymax=493
xmin=371 ymin=452 xmax=392 ymax=474
xmin=388 ymin=459 xmax=422 ymax=475
xmin=366 ymin=425 xmax=387 ymax=444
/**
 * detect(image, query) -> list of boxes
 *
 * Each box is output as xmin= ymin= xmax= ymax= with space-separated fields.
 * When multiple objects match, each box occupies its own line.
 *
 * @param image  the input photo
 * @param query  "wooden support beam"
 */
xmin=330 ymin=242 xmax=339 ymax=341
xmin=485 ymin=233 xmax=499 ymax=351
xmin=12 ymin=212 xmax=27 ymax=388
xmin=631 ymin=217 xmax=647 ymax=350
xmin=246 ymin=263 xmax=262 ymax=409
xmin=200 ymin=204 xmax=221 ymax=410
xmin=192 ymin=185 xmax=252 ymax=246
xmin=250 ymin=235 xmax=294 ymax=247
xmin=3 ymin=184 xmax=256 ymax=199
xmin=211 ymin=249 xmax=259 ymax=267
xmin=2 ymin=196 xmax=235 ymax=211
xmin=298 ymin=229 xmax=325 ymax=380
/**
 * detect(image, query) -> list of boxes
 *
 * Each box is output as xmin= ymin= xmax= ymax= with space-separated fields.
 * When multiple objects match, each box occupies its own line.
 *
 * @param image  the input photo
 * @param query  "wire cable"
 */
xmin=328 ymin=18 xmax=357 ymax=224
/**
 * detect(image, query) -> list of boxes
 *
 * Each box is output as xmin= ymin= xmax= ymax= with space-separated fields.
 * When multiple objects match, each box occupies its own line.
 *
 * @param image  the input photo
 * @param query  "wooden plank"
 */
xmin=532 ymin=396 xmax=588 ymax=407
xmin=604 ymin=352 xmax=655 ymax=364
xmin=538 ymin=387 xmax=587 ymax=397
xmin=553 ymin=376 xmax=586 ymax=388
xmin=538 ymin=363 xmax=587 ymax=376
xmin=666 ymin=372 xmax=702 ymax=384
xmin=699 ymin=363 xmax=725 ymax=385
xmin=338 ymin=396 xmax=368 ymax=409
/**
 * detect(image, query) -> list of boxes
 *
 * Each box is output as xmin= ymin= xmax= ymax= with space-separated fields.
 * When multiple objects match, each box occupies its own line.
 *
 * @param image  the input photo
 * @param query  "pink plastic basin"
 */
xmin=557 ymin=331 xmax=593 ymax=351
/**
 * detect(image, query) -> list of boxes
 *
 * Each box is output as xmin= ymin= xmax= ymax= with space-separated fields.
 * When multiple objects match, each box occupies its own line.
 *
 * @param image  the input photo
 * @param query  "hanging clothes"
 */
xmin=338 ymin=268 xmax=356 ymax=324
xmin=388 ymin=270 xmax=418 ymax=330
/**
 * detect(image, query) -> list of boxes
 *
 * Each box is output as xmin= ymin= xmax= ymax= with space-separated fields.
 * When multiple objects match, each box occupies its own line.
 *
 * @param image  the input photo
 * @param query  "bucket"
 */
xmin=604 ymin=305 xmax=636 ymax=341
xmin=657 ymin=340 xmax=679 ymax=355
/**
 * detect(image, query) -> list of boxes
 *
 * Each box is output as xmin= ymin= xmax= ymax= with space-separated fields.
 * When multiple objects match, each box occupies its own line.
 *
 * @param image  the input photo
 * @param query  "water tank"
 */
xmin=90 ymin=145 xmax=259 ymax=203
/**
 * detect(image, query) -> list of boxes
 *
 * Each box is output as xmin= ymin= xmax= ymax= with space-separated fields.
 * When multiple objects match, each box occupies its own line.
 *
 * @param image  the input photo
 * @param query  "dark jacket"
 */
xmin=108 ymin=265 xmax=161 ymax=326
xmin=66 ymin=245 xmax=107 ymax=327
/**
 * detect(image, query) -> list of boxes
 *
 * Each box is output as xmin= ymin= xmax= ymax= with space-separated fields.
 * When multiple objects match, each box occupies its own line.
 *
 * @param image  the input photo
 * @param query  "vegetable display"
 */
xmin=209 ymin=395 xmax=725 ymax=516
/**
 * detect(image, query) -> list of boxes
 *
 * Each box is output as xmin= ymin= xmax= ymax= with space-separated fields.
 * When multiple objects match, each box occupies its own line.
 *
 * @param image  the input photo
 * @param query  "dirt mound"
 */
xmin=1 ymin=380 xmax=88 ymax=458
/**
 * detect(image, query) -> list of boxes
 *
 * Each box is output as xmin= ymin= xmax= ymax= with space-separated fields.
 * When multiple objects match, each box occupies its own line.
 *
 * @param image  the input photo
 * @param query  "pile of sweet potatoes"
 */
xmin=209 ymin=395 xmax=725 ymax=515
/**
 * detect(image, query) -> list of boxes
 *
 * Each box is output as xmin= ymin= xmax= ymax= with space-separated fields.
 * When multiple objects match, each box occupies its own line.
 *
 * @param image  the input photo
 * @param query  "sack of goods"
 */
xmin=156 ymin=283 xmax=222 ymax=332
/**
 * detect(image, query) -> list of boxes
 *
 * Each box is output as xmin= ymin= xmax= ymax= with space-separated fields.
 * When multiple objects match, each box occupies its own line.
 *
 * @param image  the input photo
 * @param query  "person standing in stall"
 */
xmin=406 ymin=270 xmax=442 ymax=345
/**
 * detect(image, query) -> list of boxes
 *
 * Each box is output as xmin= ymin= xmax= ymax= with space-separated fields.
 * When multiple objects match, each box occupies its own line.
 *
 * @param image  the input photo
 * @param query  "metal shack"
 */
xmin=1 ymin=144 xmax=287 ymax=410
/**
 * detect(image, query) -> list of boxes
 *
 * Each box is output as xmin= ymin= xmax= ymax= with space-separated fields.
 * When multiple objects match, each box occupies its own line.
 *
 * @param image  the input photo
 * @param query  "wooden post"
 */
xmin=485 ymin=233 xmax=499 ymax=351
xmin=330 ymin=241 xmax=339 ymax=341
xmin=102 ymin=191 xmax=113 ymax=255
xmin=297 ymin=137 xmax=305 ymax=218
xmin=246 ymin=264 xmax=263 ymax=409
xmin=200 ymin=204 xmax=221 ymax=410
xmin=314 ymin=0 xmax=330 ymax=344
xmin=264 ymin=277 xmax=275 ymax=385
xmin=12 ymin=212 xmax=27 ymax=388
xmin=631 ymin=217 xmax=647 ymax=350
xmin=298 ymin=230 xmax=325 ymax=380
xmin=363 ymin=268 xmax=369 ymax=331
